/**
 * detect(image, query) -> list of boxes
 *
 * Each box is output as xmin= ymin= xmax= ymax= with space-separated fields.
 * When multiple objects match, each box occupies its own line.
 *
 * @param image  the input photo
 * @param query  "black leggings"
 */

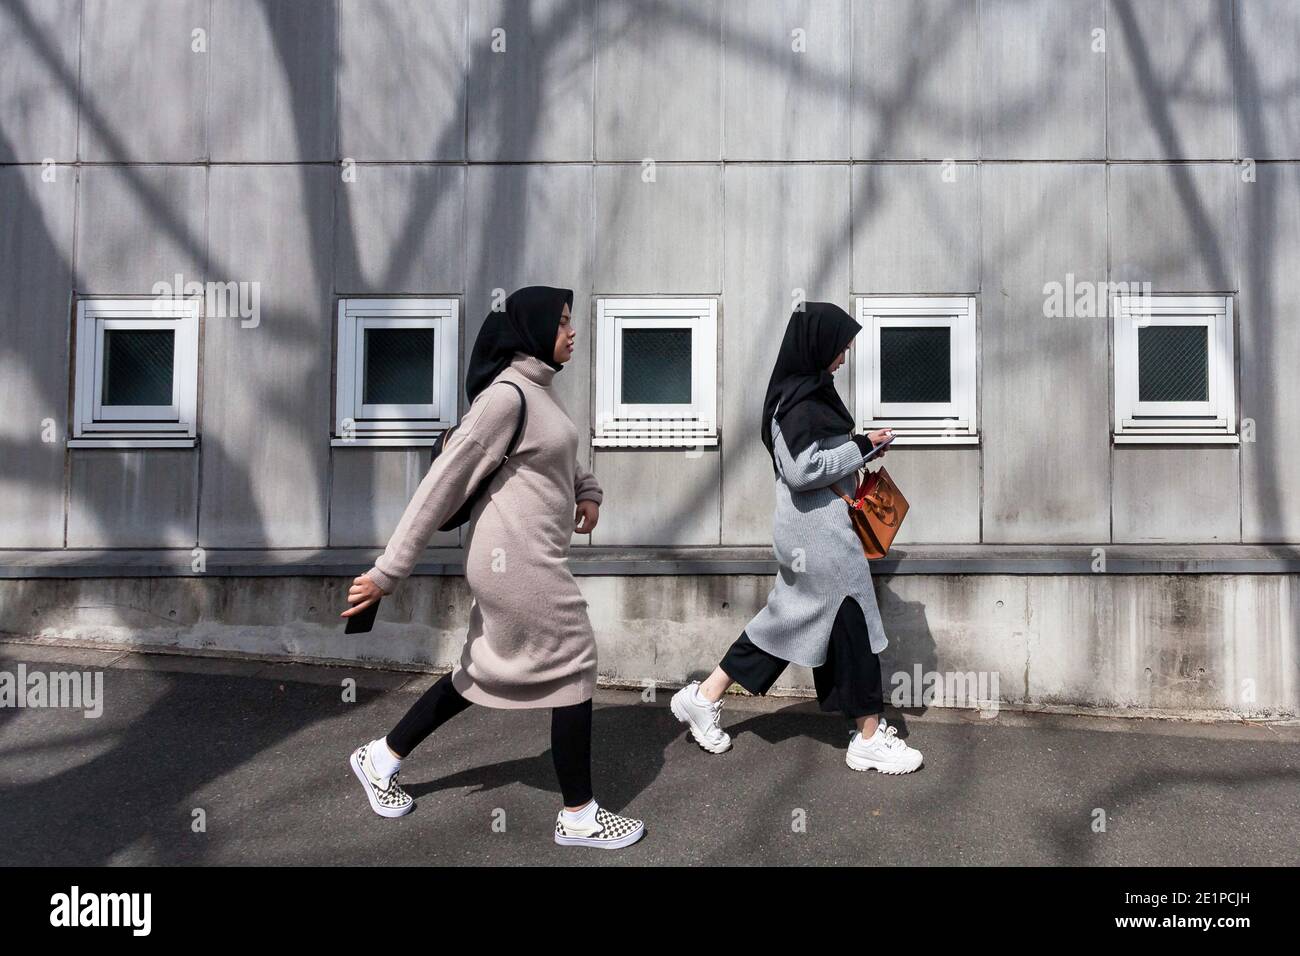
xmin=385 ymin=673 xmax=594 ymax=808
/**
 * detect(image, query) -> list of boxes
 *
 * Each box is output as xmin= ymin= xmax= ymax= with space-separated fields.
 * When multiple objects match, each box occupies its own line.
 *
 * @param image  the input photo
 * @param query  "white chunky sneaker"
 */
xmin=554 ymin=806 xmax=646 ymax=850
xmin=349 ymin=742 xmax=415 ymax=817
xmin=846 ymin=719 xmax=924 ymax=774
xmin=670 ymin=682 xmax=732 ymax=754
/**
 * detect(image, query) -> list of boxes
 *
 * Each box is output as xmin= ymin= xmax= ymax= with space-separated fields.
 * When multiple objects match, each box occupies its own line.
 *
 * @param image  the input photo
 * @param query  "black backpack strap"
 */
xmin=430 ymin=380 xmax=529 ymax=468
xmin=498 ymin=381 xmax=528 ymax=462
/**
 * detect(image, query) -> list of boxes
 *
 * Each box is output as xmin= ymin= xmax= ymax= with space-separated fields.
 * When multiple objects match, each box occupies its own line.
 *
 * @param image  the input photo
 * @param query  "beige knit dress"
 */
xmin=363 ymin=353 xmax=602 ymax=709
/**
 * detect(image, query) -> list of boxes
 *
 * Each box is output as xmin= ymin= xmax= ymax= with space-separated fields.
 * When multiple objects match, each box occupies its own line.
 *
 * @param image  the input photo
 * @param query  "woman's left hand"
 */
xmin=575 ymin=500 xmax=600 ymax=533
xmin=867 ymin=428 xmax=893 ymax=457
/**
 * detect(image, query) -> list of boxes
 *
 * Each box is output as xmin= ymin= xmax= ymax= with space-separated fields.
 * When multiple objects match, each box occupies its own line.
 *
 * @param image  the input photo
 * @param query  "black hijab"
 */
xmin=465 ymin=286 xmax=572 ymax=402
xmin=761 ymin=302 xmax=861 ymax=474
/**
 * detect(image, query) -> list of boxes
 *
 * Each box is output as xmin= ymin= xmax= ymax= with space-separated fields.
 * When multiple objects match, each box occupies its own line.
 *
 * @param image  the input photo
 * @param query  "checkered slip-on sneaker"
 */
xmin=554 ymin=806 xmax=646 ymax=850
xmin=349 ymin=743 xmax=414 ymax=818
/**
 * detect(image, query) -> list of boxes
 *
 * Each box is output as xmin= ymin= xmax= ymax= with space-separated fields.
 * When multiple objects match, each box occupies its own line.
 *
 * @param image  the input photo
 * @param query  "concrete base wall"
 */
xmin=2 ymin=573 xmax=1294 ymax=718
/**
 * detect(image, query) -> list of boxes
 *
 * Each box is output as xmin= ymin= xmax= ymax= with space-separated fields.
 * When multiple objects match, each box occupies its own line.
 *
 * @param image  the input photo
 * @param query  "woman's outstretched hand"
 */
xmin=575 ymin=500 xmax=600 ymax=534
xmin=342 ymin=574 xmax=386 ymax=617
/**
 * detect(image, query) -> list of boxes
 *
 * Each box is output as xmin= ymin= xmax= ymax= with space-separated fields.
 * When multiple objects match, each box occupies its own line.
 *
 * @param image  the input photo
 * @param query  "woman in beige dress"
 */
xmin=342 ymin=286 xmax=645 ymax=850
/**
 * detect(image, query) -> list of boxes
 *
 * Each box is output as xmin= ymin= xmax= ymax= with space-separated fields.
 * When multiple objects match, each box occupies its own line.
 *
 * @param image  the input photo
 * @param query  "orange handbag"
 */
xmin=838 ymin=466 xmax=909 ymax=560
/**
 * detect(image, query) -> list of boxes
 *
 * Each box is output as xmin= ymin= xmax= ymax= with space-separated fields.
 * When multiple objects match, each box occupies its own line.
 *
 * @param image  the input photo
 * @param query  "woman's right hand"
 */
xmin=342 ymin=574 xmax=387 ymax=617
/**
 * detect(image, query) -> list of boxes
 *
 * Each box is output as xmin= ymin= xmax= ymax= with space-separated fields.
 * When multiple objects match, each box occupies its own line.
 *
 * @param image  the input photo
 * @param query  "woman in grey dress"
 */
xmin=671 ymin=303 xmax=923 ymax=774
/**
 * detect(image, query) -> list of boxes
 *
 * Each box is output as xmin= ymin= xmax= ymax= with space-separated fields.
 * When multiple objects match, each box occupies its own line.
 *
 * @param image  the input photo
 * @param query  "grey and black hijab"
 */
xmin=760 ymin=302 xmax=861 ymax=474
xmin=465 ymin=286 xmax=573 ymax=402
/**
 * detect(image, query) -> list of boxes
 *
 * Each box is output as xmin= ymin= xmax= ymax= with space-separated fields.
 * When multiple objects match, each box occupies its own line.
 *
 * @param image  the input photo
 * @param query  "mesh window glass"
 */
xmin=102 ymin=329 xmax=175 ymax=406
xmin=363 ymin=328 xmax=435 ymax=406
xmin=879 ymin=326 xmax=950 ymax=403
xmin=621 ymin=327 xmax=693 ymax=404
xmin=1138 ymin=324 xmax=1209 ymax=403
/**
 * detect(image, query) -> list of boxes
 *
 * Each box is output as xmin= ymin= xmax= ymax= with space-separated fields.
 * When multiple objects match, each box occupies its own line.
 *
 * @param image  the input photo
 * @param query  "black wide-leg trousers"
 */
xmin=720 ymin=596 xmax=885 ymax=719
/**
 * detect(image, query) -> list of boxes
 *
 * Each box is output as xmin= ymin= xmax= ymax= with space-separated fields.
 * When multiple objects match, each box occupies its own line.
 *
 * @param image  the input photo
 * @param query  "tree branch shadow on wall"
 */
xmin=3 ymin=0 xmax=1291 ymax=864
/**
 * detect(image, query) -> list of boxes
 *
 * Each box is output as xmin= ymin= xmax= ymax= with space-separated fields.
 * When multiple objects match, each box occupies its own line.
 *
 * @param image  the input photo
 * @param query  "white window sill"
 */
xmin=68 ymin=437 xmax=198 ymax=449
xmin=885 ymin=434 xmax=980 ymax=446
xmin=1114 ymin=434 xmax=1240 ymax=445
xmin=593 ymin=436 xmax=719 ymax=449
xmin=331 ymin=436 xmax=442 ymax=447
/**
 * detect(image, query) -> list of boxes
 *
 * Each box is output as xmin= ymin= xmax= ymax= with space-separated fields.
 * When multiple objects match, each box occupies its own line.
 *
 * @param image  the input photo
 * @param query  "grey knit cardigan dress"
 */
xmin=743 ymin=415 xmax=889 ymax=668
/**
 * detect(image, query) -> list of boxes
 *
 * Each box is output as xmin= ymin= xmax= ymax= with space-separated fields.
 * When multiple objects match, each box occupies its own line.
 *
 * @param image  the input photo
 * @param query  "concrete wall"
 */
xmin=1 ymin=1 xmax=1298 ymax=713
xmin=2 ymin=571 xmax=1295 ymax=718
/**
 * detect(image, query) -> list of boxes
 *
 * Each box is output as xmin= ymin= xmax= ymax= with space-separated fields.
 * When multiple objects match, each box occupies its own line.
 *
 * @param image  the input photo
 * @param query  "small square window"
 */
xmin=853 ymin=296 xmax=978 ymax=444
xmin=71 ymin=298 xmax=199 ymax=448
xmin=1113 ymin=294 xmax=1236 ymax=443
xmin=594 ymin=298 xmax=718 ymax=447
xmin=334 ymin=298 xmax=459 ymax=446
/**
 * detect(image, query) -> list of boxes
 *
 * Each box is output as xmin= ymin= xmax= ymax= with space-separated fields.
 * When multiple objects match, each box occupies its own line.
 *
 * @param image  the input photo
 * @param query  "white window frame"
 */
xmin=594 ymin=297 xmax=718 ymax=448
xmin=1113 ymin=294 xmax=1236 ymax=443
xmin=70 ymin=297 xmax=199 ymax=448
xmin=853 ymin=296 xmax=978 ymax=444
xmin=333 ymin=298 xmax=459 ymax=446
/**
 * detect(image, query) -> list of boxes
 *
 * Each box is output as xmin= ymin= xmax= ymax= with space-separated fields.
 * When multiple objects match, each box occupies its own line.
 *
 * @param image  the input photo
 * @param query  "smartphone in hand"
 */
xmin=864 ymin=432 xmax=896 ymax=462
xmin=344 ymin=598 xmax=382 ymax=635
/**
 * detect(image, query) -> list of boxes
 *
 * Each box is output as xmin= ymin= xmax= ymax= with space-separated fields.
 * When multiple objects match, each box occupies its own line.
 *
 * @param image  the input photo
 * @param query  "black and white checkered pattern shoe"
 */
xmin=553 ymin=805 xmax=645 ymax=849
xmin=349 ymin=743 xmax=414 ymax=818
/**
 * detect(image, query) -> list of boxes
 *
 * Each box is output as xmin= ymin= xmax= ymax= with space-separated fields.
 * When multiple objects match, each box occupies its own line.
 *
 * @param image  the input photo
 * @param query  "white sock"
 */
xmin=369 ymin=737 xmax=401 ymax=777
xmin=692 ymin=684 xmax=714 ymax=706
xmin=561 ymin=800 xmax=599 ymax=825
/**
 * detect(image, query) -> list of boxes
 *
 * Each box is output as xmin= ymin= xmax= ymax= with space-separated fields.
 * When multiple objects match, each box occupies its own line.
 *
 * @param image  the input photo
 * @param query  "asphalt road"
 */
xmin=2 ymin=640 xmax=1297 ymax=866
